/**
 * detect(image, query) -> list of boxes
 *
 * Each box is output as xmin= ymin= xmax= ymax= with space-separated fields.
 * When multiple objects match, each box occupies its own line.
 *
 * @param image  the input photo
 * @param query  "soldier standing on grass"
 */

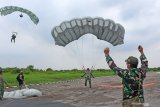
xmin=0 ymin=67 xmax=10 ymax=100
xmin=16 ymin=71 xmax=25 ymax=89
xmin=81 ymin=67 xmax=94 ymax=88
xmin=104 ymin=45 xmax=148 ymax=107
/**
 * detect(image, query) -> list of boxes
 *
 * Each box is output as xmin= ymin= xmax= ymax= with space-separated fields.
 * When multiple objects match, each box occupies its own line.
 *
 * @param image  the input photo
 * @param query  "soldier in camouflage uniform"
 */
xmin=16 ymin=71 xmax=25 ymax=90
xmin=0 ymin=67 xmax=9 ymax=100
xmin=104 ymin=45 xmax=148 ymax=107
xmin=11 ymin=33 xmax=16 ymax=43
xmin=81 ymin=67 xmax=94 ymax=88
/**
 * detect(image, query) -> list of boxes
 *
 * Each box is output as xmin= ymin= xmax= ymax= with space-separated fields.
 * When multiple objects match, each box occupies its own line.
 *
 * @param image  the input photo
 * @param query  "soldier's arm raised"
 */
xmin=138 ymin=45 xmax=148 ymax=78
xmin=104 ymin=48 xmax=126 ymax=78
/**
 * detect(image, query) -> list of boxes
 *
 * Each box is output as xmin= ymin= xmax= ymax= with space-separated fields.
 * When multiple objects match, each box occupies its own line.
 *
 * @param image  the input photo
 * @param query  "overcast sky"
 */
xmin=0 ymin=0 xmax=160 ymax=70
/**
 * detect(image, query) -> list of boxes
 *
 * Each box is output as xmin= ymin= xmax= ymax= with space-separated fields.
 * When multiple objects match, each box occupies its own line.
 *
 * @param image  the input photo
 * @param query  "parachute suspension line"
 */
xmin=91 ymin=35 xmax=94 ymax=69
xmin=69 ymin=40 xmax=82 ymax=69
xmin=69 ymin=42 xmax=77 ymax=59
xmin=81 ymin=36 xmax=84 ymax=68
xmin=75 ymin=40 xmax=83 ymax=69
xmin=92 ymin=37 xmax=104 ymax=70
xmin=74 ymin=37 xmax=82 ymax=68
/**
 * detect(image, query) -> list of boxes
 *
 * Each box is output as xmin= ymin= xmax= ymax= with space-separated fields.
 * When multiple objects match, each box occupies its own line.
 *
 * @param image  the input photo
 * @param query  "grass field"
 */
xmin=3 ymin=70 xmax=115 ymax=86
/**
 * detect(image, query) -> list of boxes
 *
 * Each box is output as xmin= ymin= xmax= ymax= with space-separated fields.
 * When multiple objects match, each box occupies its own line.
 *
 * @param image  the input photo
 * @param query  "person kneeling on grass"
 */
xmin=81 ymin=67 xmax=94 ymax=88
xmin=104 ymin=45 xmax=148 ymax=107
xmin=0 ymin=67 xmax=10 ymax=100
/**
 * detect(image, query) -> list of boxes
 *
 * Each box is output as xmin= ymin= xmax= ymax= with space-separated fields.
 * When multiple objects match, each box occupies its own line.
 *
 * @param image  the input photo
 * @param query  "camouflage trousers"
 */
xmin=122 ymin=97 xmax=144 ymax=107
xmin=0 ymin=84 xmax=4 ymax=100
xmin=85 ymin=77 xmax=91 ymax=88
xmin=18 ymin=81 xmax=24 ymax=90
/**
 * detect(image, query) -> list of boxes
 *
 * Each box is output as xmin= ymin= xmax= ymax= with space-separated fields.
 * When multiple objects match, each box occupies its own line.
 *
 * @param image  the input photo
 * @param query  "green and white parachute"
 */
xmin=0 ymin=6 xmax=39 ymax=25
xmin=51 ymin=17 xmax=125 ymax=46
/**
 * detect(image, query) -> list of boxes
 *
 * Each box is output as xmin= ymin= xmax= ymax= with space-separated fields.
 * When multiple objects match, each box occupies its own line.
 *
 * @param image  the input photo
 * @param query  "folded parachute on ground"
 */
xmin=51 ymin=17 xmax=125 ymax=46
xmin=3 ymin=88 xmax=42 ymax=99
xmin=0 ymin=6 xmax=39 ymax=25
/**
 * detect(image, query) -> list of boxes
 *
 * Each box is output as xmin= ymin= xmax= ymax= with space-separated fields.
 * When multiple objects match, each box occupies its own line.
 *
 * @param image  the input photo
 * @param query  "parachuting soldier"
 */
xmin=81 ymin=67 xmax=94 ymax=88
xmin=0 ymin=6 xmax=39 ymax=25
xmin=19 ymin=14 xmax=23 ymax=17
xmin=11 ymin=32 xmax=17 ymax=43
xmin=104 ymin=45 xmax=148 ymax=107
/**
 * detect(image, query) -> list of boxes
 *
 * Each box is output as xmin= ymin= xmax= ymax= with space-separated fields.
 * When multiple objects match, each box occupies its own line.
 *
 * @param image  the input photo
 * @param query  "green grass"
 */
xmin=3 ymin=70 xmax=115 ymax=86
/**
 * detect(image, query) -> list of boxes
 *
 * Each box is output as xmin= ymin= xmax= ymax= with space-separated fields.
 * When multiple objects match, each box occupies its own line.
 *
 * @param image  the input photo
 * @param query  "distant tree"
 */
xmin=72 ymin=69 xmax=78 ymax=71
xmin=46 ymin=68 xmax=53 ymax=71
xmin=97 ymin=69 xmax=106 ymax=71
xmin=27 ymin=65 xmax=34 ymax=71
xmin=39 ymin=69 xmax=44 ymax=72
xmin=10 ymin=67 xmax=21 ymax=74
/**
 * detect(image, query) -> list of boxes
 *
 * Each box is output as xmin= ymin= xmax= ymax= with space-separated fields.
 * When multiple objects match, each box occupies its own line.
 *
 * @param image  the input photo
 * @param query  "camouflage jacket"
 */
xmin=82 ymin=70 xmax=94 ymax=78
xmin=0 ymin=75 xmax=5 ymax=86
xmin=105 ymin=53 xmax=148 ymax=101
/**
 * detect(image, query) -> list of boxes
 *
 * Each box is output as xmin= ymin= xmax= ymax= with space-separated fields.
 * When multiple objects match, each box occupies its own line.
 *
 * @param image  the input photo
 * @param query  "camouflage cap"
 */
xmin=125 ymin=56 xmax=138 ymax=65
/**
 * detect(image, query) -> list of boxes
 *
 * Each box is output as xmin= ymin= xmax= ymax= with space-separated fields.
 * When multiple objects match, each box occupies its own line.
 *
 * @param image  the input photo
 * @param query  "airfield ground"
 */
xmin=1 ymin=72 xmax=160 ymax=107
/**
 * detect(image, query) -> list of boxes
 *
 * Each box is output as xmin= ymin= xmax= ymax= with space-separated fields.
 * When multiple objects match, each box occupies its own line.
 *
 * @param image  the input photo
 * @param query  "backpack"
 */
xmin=16 ymin=74 xmax=23 ymax=82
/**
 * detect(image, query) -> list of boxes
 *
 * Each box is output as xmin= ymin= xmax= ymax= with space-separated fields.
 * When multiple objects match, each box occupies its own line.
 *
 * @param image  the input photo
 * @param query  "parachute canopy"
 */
xmin=51 ymin=17 xmax=125 ymax=46
xmin=0 ymin=6 xmax=39 ymax=25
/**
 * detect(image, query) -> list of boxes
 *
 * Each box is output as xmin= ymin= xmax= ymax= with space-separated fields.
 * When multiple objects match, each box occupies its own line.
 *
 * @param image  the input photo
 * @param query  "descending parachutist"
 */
xmin=11 ymin=32 xmax=17 ymax=43
xmin=19 ymin=14 xmax=23 ymax=17
xmin=0 ymin=6 xmax=39 ymax=25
